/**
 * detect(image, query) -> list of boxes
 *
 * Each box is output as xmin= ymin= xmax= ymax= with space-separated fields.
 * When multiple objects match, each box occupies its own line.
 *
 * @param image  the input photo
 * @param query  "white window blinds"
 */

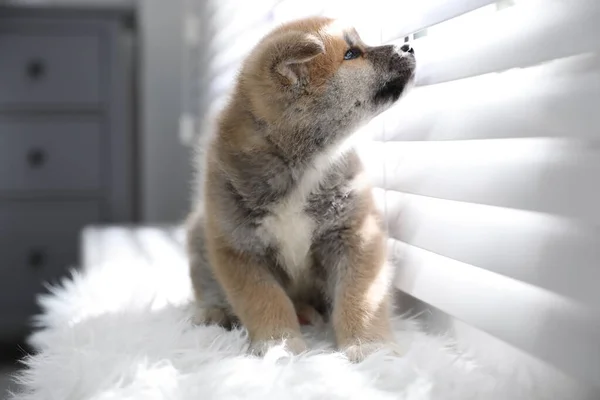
xmin=190 ymin=0 xmax=600 ymax=394
xmin=380 ymin=1 xmax=600 ymax=392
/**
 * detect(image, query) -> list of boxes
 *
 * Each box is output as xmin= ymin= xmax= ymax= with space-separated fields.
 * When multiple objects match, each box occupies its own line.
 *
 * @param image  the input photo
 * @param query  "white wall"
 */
xmin=139 ymin=0 xmax=192 ymax=223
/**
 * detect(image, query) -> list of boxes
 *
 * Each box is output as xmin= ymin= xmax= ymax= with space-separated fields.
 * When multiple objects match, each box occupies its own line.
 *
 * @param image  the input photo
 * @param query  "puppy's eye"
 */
xmin=344 ymin=48 xmax=361 ymax=60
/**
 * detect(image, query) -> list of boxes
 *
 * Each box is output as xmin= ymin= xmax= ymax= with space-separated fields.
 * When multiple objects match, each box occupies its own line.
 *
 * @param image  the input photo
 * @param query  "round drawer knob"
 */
xmin=27 ymin=148 xmax=46 ymax=168
xmin=28 ymin=249 xmax=46 ymax=270
xmin=26 ymin=59 xmax=46 ymax=81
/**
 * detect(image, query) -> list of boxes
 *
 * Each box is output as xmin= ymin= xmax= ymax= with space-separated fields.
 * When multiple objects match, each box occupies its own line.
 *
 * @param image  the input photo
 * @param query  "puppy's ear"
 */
xmin=263 ymin=31 xmax=325 ymax=85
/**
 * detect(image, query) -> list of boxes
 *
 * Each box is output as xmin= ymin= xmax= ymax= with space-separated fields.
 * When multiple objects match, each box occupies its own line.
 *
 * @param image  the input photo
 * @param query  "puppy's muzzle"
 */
xmin=390 ymin=44 xmax=416 ymax=74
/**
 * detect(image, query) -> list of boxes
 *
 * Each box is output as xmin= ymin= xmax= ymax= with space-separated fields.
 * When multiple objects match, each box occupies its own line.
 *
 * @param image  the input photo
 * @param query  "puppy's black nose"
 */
xmin=400 ymin=44 xmax=414 ymax=54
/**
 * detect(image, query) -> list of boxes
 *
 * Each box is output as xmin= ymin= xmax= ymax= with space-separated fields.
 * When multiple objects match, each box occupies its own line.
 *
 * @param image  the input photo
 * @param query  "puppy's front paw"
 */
xmin=249 ymin=335 xmax=307 ymax=357
xmin=343 ymin=341 xmax=405 ymax=363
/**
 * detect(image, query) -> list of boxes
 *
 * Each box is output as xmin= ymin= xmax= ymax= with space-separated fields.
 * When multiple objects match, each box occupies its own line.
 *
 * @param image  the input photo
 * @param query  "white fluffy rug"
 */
xmin=11 ymin=255 xmax=578 ymax=400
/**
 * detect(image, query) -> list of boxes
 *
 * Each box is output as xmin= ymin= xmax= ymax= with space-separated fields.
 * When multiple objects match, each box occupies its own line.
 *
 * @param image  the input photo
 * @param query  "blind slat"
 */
xmin=413 ymin=0 xmax=600 ymax=86
xmin=381 ymin=0 xmax=497 ymax=42
xmin=391 ymin=239 xmax=600 ymax=387
xmin=385 ymin=53 xmax=600 ymax=142
xmin=385 ymin=191 xmax=600 ymax=306
xmin=378 ymin=139 xmax=600 ymax=224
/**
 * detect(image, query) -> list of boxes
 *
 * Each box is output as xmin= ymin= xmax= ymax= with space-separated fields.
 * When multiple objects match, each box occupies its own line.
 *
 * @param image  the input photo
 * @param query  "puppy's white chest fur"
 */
xmin=259 ymin=148 xmax=345 ymax=278
xmin=261 ymin=196 xmax=315 ymax=277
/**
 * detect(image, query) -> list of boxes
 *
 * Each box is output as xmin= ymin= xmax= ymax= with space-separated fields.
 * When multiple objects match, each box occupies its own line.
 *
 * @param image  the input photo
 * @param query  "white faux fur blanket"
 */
xmin=11 ymin=253 xmax=578 ymax=399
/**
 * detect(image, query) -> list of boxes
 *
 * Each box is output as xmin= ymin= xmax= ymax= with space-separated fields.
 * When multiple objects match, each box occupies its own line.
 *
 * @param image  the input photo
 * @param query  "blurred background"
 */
xmin=0 ymin=0 xmax=599 ymax=398
xmin=0 ymin=1 xmax=191 ymax=395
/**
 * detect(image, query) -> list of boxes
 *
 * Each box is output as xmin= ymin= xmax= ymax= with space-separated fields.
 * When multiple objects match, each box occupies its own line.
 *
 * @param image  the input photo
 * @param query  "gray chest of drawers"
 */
xmin=0 ymin=6 xmax=135 ymax=342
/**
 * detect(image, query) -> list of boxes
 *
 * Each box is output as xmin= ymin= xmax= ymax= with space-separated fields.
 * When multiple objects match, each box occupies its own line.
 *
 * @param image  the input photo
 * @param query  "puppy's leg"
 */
xmin=208 ymin=242 xmax=306 ymax=355
xmin=187 ymin=211 xmax=238 ymax=329
xmin=319 ymin=214 xmax=398 ymax=362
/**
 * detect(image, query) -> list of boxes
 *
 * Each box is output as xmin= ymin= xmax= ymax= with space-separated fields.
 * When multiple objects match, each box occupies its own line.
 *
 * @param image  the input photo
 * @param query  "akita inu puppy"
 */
xmin=187 ymin=16 xmax=415 ymax=361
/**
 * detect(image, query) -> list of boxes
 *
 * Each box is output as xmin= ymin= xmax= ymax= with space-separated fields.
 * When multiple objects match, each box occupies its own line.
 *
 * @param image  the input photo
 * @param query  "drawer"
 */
xmin=0 ymin=120 xmax=101 ymax=192
xmin=0 ymin=33 xmax=101 ymax=108
xmin=0 ymin=201 xmax=100 ymax=339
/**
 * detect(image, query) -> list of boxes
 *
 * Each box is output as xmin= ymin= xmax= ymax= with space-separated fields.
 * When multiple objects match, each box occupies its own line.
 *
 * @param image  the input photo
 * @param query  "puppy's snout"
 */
xmin=366 ymin=43 xmax=415 ymax=75
xmin=400 ymin=43 xmax=414 ymax=54
xmin=388 ymin=44 xmax=415 ymax=73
